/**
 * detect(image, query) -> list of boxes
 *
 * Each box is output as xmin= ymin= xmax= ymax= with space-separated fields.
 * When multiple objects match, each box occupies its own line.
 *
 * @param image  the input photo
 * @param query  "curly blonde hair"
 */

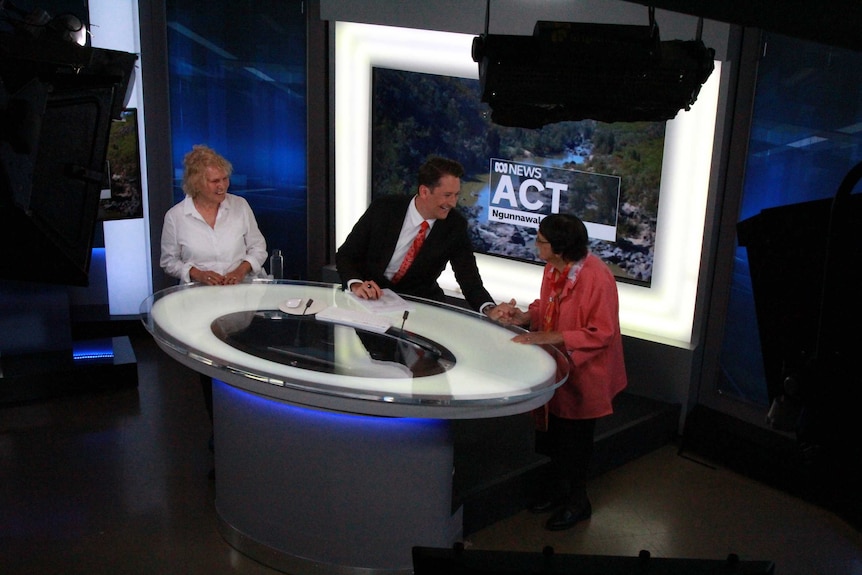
xmin=182 ymin=144 xmax=233 ymax=198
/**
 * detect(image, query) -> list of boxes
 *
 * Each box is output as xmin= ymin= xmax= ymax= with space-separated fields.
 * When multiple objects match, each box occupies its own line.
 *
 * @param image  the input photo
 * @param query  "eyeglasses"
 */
xmin=535 ymin=237 xmax=550 ymax=244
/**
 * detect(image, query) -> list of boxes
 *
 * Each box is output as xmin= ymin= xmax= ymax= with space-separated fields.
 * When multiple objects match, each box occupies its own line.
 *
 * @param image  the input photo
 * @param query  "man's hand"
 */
xmin=351 ymin=280 xmax=381 ymax=300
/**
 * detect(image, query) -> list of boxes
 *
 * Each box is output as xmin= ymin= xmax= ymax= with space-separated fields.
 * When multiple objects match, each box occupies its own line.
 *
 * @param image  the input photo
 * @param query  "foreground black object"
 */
xmin=413 ymin=546 xmax=775 ymax=575
xmin=736 ymin=164 xmax=862 ymax=416
xmin=0 ymin=32 xmax=137 ymax=286
xmin=735 ymin=160 xmax=862 ymax=529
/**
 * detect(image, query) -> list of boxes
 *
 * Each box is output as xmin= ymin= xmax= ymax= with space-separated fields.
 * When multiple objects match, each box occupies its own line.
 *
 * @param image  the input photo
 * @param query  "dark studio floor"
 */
xmin=1 ymin=330 xmax=861 ymax=574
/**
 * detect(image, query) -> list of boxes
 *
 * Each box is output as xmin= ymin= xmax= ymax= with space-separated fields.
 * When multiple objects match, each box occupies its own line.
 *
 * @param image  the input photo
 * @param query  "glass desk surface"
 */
xmin=141 ymin=280 xmax=568 ymax=418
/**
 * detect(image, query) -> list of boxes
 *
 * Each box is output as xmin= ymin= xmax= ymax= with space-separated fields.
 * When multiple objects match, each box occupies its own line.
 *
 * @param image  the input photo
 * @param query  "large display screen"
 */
xmin=372 ymin=67 xmax=666 ymax=286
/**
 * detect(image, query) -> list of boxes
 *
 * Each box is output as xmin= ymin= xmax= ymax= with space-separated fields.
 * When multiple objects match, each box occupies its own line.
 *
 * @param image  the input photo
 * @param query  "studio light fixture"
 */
xmin=471 ymin=7 xmax=715 ymax=128
xmin=1 ymin=2 xmax=88 ymax=46
xmin=48 ymin=13 xmax=87 ymax=46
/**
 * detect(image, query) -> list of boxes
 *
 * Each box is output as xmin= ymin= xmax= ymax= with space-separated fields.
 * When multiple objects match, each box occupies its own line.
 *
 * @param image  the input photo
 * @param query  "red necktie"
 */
xmin=392 ymin=221 xmax=429 ymax=284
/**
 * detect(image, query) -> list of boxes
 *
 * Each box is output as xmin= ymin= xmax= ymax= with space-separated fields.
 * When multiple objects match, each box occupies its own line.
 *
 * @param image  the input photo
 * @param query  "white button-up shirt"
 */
xmin=160 ymin=194 xmax=267 ymax=283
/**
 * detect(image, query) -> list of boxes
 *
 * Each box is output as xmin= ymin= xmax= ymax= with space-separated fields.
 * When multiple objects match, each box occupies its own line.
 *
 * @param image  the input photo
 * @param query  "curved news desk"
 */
xmin=141 ymin=280 xmax=567 ymax=575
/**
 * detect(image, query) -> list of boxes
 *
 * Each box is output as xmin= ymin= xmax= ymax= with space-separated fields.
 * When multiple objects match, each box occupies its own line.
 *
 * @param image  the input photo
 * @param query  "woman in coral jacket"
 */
xmin=490 ymin=213 xmax=628 ymax=531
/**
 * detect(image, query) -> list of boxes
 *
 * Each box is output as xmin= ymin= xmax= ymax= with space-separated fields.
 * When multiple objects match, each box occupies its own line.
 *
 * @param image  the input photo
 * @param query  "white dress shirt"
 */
xmin=160 ymin=194 xmax=267 ymax=283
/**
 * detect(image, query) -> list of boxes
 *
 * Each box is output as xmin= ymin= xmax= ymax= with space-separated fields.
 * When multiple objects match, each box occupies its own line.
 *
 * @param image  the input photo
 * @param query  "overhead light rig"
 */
xmin=471 ymin=5 xmax=715 ymax=128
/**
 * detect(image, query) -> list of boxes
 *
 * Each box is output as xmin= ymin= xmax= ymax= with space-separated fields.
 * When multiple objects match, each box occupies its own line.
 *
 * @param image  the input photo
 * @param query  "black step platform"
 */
xmin=454 ymin=391 xmax=681 ymax=535
xmin=0 ymin=336 xmax=138 ymax=406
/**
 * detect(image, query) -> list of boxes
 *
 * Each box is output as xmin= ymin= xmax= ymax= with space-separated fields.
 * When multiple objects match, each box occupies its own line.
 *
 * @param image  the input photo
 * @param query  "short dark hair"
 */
xmin=539 ymin=213 xmax=589 ymax=262
xmin=418 ymin=156 xmax=464 ymax=190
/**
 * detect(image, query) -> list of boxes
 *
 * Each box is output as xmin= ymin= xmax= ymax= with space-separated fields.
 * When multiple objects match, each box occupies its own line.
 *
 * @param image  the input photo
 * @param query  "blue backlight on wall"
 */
xmin=165 ymin=0 xmax=308 ymax=279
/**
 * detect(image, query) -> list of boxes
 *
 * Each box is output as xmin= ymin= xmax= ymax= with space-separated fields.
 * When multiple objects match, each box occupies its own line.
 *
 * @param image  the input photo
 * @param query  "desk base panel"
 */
xmin=213 ymin=380 xmax=461 ymax=574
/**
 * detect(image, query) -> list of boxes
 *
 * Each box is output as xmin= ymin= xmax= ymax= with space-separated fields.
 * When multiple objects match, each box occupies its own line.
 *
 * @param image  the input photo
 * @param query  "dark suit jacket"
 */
xmin=335 ymin=194 xmax=493 ymax=311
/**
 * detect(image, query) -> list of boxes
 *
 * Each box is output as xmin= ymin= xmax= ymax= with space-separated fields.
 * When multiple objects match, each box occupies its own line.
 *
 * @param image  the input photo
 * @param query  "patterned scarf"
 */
xmin=542 ymin=262 xmax=573 ymax=332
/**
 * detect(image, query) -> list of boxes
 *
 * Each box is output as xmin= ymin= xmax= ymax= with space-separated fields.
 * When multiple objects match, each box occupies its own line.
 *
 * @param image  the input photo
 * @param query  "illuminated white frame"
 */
xmin=335 ymin=21 xmax=720 ymax=348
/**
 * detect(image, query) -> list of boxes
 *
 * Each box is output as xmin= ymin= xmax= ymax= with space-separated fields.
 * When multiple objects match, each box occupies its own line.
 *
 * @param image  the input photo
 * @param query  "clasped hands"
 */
xmin=193 ymin=267 xmax=246 ymax=286
xmin=487 ymin=299 xmax=524 ymax=324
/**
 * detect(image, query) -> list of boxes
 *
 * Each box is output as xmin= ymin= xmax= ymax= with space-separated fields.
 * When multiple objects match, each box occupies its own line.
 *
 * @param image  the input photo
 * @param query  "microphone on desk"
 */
xmin=397 ymin=311 xmax=443 ymax=360
xmin=294 ymin=299 xmax=313 ymax=346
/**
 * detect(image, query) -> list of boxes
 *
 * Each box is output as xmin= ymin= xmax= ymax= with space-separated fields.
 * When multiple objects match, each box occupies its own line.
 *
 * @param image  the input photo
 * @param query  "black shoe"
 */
xmin=529 ymin=496 xmax=564 ymax=514
xmin=545 ymin=499 xmax=592 ymax=531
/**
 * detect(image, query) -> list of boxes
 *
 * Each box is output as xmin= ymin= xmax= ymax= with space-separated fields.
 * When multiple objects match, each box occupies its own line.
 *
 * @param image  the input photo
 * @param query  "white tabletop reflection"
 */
xmin=141 ymin=280 xmax=568 ymax=418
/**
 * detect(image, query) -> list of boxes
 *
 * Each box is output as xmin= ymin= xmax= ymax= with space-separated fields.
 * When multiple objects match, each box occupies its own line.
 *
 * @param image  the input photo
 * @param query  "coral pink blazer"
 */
xmin=528 ymin=254 xmax=628 ymax=420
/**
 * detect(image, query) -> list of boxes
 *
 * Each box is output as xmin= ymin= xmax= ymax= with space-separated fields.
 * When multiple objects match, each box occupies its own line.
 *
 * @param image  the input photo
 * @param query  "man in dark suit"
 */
xmin=336 ymin=156 xmax=496 ymax=314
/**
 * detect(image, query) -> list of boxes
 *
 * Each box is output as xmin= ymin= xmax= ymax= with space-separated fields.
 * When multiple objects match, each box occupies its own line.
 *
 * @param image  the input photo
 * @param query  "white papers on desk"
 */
xmin=349 ymin=289 xmax=414 ymax=314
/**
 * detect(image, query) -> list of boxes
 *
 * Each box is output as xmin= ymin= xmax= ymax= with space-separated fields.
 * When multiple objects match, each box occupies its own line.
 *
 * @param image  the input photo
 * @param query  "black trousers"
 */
xmin=534 ymin=414 xmax=597 ymax=503
xmin=200 ymin=374 xmax=213 ymax=424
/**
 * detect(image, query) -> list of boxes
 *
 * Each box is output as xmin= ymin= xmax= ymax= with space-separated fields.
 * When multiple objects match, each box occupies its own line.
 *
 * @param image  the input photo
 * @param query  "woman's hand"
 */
xmin=191 ymin=267 xmax=225 ymax=285
xmin=512 ymin=330 xmax=563 ymax=345
xmin=224 ymin=262 xmax=252 ymax=284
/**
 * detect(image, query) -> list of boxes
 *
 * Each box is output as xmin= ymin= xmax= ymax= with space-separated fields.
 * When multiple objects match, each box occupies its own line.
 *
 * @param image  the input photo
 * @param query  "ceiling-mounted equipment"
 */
xmin=471 ymin=7 xmax=715 ymax=128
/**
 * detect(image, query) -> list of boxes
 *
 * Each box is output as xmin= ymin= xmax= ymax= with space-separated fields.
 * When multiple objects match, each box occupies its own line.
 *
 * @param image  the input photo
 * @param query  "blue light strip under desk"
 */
xmin=72 ymin=339 xmax=115 ymax=362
